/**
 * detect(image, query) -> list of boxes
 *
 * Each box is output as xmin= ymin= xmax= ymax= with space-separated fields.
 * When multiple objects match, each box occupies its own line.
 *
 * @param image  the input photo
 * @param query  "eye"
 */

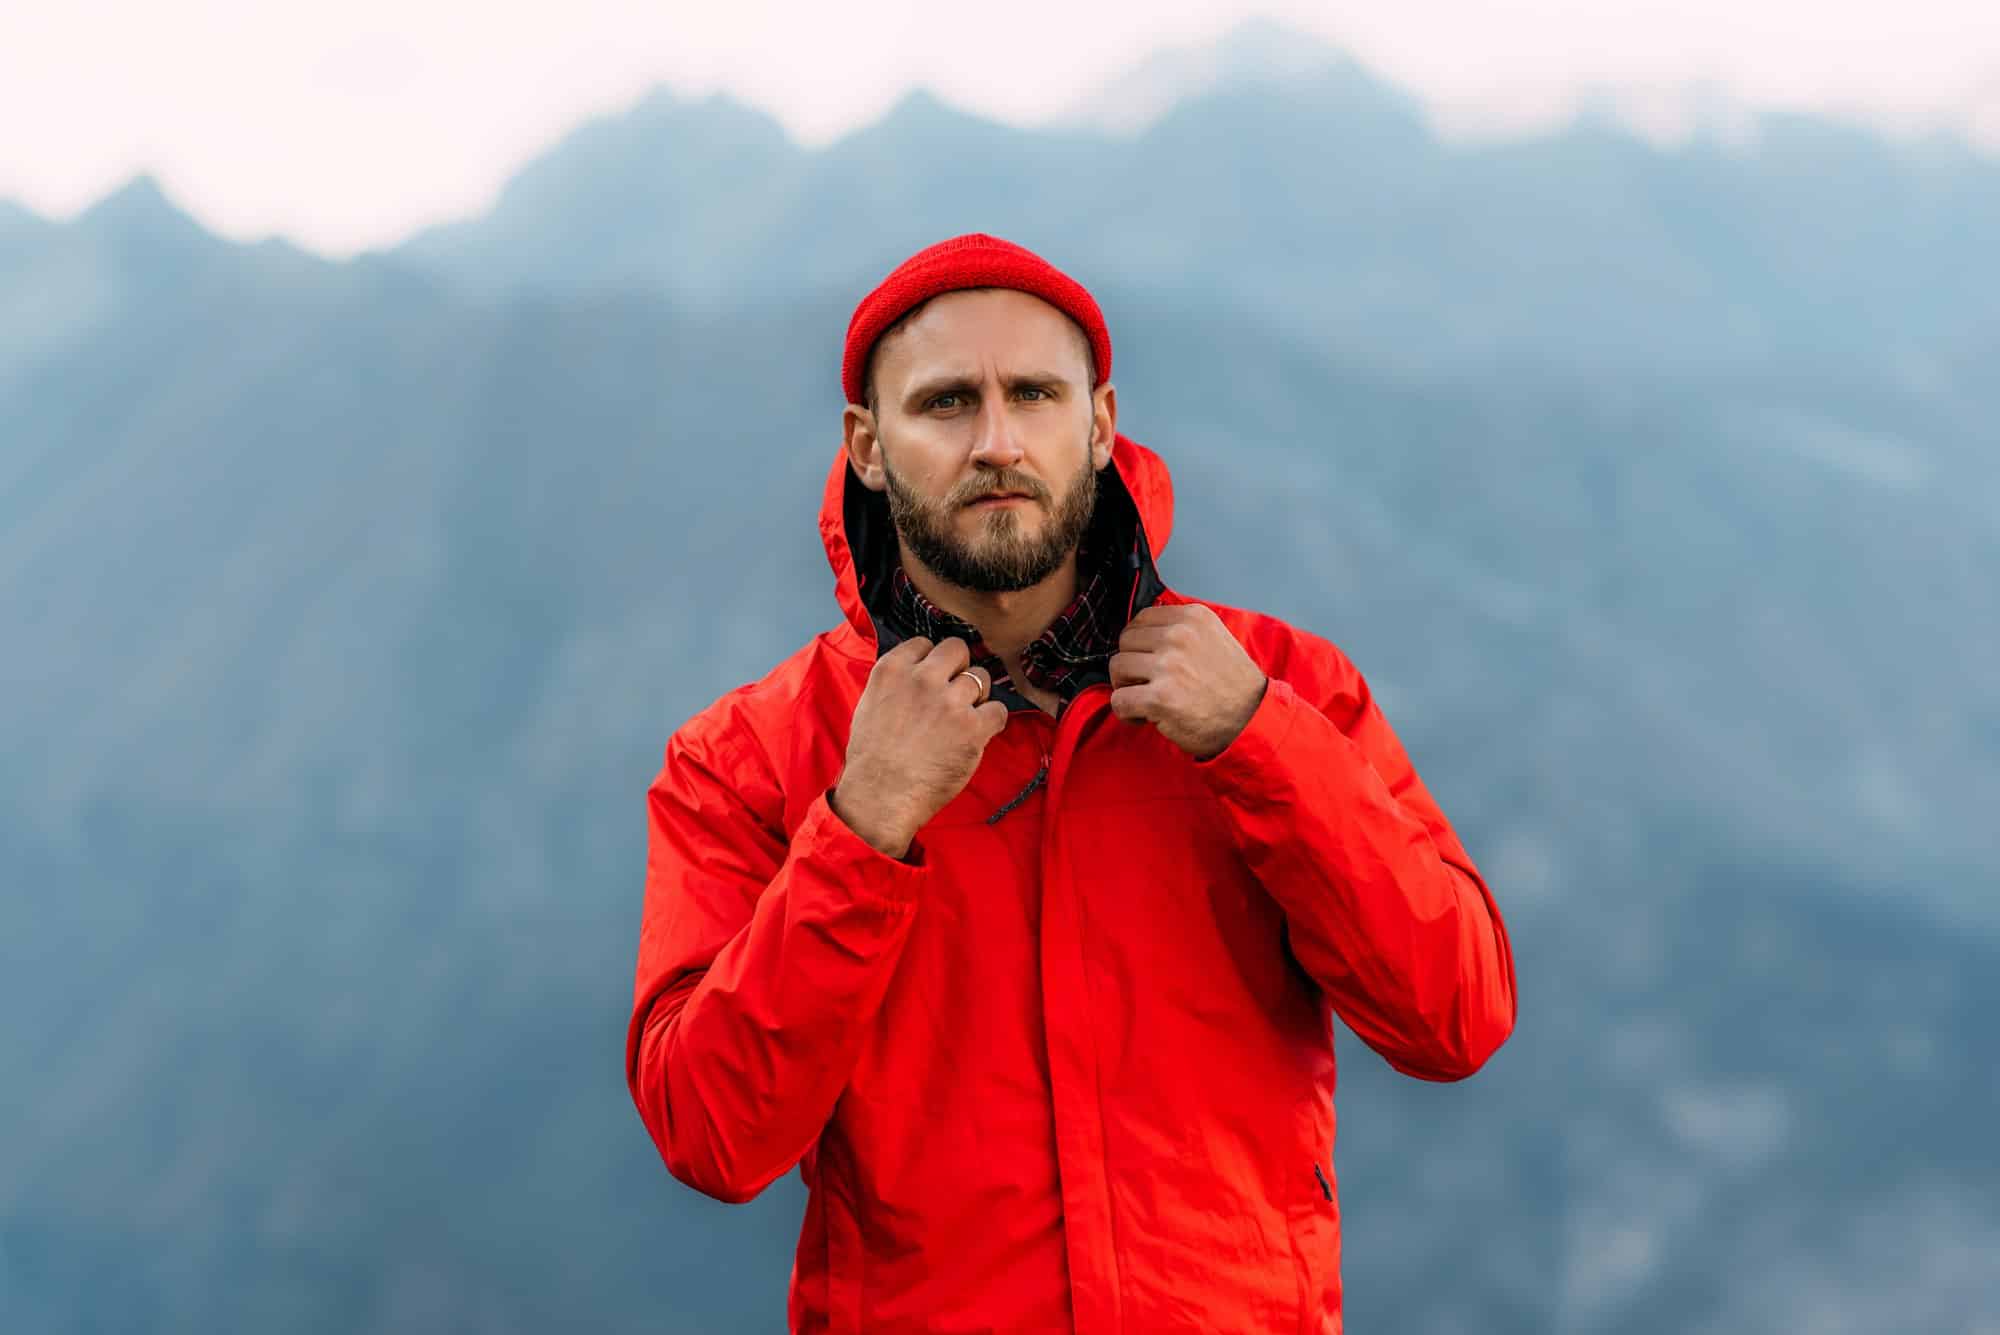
xmin=928 ymin=393 xmax=962 ymax=411
xmin=1017 ymin=386 xmax=1049 ymax=401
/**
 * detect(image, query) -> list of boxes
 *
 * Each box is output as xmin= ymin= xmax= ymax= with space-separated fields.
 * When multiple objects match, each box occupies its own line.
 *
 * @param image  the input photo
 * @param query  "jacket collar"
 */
xmin=818 ymin=433 xmax=1175 ymax=657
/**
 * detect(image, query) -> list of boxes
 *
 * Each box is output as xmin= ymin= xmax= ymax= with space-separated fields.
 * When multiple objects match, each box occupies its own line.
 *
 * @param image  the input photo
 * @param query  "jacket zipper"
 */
xmin=1313 ymin=1162 xmax=1332 ymax=1202
xmin=986 ymin=752 xmax=1051 ymax=825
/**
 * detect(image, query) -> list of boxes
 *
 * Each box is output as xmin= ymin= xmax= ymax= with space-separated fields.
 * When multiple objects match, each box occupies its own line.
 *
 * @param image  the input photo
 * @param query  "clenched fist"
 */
xmin=831 ymin=635 xmax=1010 ymax=859
xmin=1108 ymin=603 xmax=1268 ymax=760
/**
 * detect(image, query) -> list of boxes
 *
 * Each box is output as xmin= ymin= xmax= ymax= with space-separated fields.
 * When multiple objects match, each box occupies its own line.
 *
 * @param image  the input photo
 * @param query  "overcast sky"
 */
xmin=3 ymin=0 xmax=1996 ymax=257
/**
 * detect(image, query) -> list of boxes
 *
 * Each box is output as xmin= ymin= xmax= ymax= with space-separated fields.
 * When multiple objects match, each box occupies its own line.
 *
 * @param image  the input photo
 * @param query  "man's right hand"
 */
xmin=831 ymin=635 xmax=1010 ymax=859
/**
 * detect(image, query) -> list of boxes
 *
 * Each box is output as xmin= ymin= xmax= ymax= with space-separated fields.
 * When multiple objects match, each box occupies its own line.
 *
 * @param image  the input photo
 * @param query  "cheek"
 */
xmin=893 ymin=433 xmax=967 ymax=492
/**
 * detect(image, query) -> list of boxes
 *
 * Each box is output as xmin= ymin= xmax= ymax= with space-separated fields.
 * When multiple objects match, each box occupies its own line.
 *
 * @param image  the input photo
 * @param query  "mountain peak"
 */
xmin=887 ymin=86 xmax=948 ymax=116
xmin=77 ymin=172 xmax=209 ymax=243
xmin=624 ymin=84 xmax=795 ymax=145
xmin=1057 ymin=17 xmax=1365 ymax=136
xmin=835 ymin=86 xmax=1011 ymax=153
xmin=86 ymin=172 xmax=171 ymax=214
xmin=874 ymin=86 xmax=990 ymax=132
xmin=1208 ymin=14 xmax=1352 ymax=75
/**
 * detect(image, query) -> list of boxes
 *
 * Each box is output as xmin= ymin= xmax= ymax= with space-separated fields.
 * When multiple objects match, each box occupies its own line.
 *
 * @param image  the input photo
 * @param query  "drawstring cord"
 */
xmin=987 ymin=753 xmax=1050 ymax=825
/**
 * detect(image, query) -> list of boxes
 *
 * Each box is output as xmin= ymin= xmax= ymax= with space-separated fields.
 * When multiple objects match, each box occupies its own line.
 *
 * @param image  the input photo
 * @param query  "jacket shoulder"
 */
xmin=1176 ymin=595 xmax=1367 ymax=721
xmin=657 ymin=629 xmax=860 ymax=805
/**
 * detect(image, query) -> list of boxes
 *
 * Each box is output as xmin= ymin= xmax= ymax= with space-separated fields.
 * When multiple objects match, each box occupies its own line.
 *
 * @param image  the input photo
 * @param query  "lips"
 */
xmin=968 ymin=492 xmax=1034 ymax=506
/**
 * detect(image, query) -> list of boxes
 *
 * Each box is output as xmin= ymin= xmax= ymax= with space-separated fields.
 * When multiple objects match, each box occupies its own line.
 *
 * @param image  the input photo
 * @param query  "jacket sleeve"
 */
xmin=624 ymin=711 xmax=928 ymax=1203
xmin=1191 ymin=647 xmax=1517 ymax=1081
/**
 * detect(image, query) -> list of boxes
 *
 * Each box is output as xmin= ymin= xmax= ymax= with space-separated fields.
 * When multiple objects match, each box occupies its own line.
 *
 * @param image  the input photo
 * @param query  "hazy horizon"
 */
xmin=5 ymin=1 xmax=1999 ymax=259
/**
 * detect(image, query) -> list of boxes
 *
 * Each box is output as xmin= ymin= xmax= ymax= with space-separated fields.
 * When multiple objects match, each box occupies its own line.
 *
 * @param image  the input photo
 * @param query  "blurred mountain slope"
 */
xmin=382 ymin=30 xmax=2000 ymax=384
xmin=3 ymin=21 xmax=1997 ymax=1333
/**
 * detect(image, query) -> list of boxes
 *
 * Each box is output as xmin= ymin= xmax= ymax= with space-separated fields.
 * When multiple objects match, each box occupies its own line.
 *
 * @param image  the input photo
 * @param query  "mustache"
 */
xmin=956 ymin=475 xmax=1047 ymax=506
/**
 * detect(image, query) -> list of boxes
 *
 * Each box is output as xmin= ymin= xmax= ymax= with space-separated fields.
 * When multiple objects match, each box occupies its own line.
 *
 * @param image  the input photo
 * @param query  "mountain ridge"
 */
xmin=10 ymin=20 xmax=2000 ymax=267
xmin=3 ymin=34 xmax=1997 ymax=1332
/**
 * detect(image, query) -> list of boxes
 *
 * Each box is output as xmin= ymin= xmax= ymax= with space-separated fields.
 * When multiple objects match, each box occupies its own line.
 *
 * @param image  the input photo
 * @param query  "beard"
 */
xmin=882 ymin=440 xmax=1099 ymax=595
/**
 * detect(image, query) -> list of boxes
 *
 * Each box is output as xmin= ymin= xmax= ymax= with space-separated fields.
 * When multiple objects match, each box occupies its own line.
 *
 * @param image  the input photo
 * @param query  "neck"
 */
xmin=899 ymin=549 xmax=1080 ymax=659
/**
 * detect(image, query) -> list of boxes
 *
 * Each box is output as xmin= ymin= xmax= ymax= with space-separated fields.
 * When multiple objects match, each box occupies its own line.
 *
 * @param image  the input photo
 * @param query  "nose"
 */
xmin=968 ymin=399 xmax=1025 ymax=470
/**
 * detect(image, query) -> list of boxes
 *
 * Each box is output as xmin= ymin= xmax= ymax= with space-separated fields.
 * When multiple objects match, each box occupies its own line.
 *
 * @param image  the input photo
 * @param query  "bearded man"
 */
xmin=625 ymin=234 xmax=1517 ymax=1334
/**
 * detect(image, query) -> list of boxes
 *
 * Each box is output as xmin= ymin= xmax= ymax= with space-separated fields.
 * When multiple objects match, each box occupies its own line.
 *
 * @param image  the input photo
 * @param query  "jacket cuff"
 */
xmin=805 ymin=787 xmax=928 ymax=899
xmin=1192 ymin=673 xmax=1303 ymax=798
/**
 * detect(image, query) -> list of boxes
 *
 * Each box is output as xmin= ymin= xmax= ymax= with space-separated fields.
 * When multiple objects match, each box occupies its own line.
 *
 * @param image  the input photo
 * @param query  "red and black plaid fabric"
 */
xmin=887 ymin=533 xmax=1129 ymax=709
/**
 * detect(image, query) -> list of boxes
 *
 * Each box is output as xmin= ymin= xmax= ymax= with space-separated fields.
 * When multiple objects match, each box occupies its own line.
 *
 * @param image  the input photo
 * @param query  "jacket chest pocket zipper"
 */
xmin=1312 ymin=1162 xmax=1332 ymax=1202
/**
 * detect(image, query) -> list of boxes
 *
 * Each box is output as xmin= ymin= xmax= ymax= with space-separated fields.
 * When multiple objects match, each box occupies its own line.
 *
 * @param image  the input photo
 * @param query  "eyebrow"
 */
xmin=902 ymin=370 xmax=1072 ymax=408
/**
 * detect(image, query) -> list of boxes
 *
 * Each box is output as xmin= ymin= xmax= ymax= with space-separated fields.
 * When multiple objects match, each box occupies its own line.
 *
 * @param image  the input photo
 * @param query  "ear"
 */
xmin=843 ymin=403 xmax=888 ymax=493
xmin=1090 ymin=382 xmax=1118 ymax=471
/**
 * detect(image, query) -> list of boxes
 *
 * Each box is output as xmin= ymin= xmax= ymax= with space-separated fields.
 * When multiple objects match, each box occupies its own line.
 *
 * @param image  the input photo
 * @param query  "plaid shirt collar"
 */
xmin=887 ymin=531 xmax=1128 ymax=708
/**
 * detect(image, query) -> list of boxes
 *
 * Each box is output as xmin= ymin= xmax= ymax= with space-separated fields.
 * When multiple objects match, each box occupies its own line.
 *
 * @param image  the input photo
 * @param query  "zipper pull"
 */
xmin=986 ymin=752 xmax=1051 ymax=826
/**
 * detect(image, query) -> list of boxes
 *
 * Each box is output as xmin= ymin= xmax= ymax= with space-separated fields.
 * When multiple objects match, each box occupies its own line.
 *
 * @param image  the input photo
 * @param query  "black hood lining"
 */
xmin=841 ymin=461 xmax=1166 ymax=676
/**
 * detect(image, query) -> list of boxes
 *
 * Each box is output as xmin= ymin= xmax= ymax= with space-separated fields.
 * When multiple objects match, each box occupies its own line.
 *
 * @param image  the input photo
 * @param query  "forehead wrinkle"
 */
xmin=905 ymin=366 xmax=1073 ymax=397
xmin=869 ymin=288 xmax=1096 ymax=405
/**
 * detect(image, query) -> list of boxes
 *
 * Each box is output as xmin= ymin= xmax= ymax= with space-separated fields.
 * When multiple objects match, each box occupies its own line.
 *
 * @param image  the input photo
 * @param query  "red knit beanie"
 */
xmin=841 ymin=233 xmax=1112 ymax=406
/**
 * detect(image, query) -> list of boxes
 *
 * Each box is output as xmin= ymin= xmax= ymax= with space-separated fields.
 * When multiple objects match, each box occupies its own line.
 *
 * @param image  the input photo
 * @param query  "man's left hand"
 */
xmin=1108 ymin=604 xmax=1268 ymax=760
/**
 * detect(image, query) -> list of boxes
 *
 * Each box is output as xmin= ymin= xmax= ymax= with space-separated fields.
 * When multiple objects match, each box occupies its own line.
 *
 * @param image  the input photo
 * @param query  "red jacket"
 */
xmin=626 ymin=433 xmax=1517 ymax=1334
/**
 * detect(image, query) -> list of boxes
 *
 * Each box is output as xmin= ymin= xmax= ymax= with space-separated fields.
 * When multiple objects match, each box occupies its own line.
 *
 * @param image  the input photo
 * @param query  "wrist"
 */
xmin=1196 ymin=675 xmax=1269 ymax=761
xmin=829 ymin=782 xmax=915 ymax=860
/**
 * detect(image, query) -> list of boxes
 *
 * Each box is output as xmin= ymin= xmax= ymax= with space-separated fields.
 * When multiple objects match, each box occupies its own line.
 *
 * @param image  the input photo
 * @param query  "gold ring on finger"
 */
xmin=953 ymin=666 xmax=991 ymax=706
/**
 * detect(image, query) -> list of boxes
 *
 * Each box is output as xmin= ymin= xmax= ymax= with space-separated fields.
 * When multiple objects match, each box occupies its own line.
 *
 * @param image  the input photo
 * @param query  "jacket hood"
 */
xmin=818 ymin=433 xmax=1175 ymax=652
